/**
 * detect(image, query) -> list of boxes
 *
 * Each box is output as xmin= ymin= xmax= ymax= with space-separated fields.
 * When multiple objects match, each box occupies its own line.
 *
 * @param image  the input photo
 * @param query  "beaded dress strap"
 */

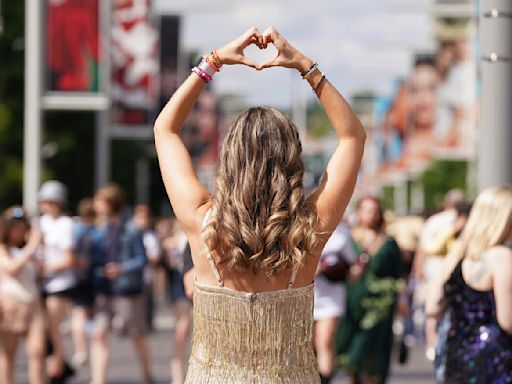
xmin=288 ymin=264 xmax=298 ymax=289
xmin=201 ymin=209 xmax=223 ymax=287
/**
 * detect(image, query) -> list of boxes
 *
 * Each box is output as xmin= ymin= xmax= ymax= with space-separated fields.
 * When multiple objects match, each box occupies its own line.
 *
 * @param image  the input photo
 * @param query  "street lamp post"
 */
xmin=478 ymin=0 xmax=512 ymax=189
xmin=23 ymin=0 xmax=42 ymax=213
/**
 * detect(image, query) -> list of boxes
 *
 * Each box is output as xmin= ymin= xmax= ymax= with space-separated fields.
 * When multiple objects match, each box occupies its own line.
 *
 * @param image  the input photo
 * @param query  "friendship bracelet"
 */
xmin=192 ymin=66 xmax=212 ymax=83
xmin=301 ymin=62 xmax=318 ymax=79
xmin=198 ymin=59 xmax=217 ymax=77
xmin=312 ymin=73 xmax=326 ymax=96
xmin=205 ymin=55 xmax=220 ymax=72
xmin=211 ymin=49 xmax=223 ymax=69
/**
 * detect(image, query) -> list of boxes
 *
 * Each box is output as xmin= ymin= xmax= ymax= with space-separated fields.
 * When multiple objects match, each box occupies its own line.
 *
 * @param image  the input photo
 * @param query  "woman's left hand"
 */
xmin=216 ymin=26 xmax=264 ymax=69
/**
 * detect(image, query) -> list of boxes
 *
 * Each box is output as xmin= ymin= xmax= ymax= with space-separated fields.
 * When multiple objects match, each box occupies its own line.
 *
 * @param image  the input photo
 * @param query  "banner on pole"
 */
xmin=43 ymin=0 xmax=109 ymax=110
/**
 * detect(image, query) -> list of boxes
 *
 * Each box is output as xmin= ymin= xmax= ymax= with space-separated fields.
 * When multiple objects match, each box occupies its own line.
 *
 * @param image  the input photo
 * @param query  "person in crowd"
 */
xmin=161 ymin=221 xmax=191 ymax=384
xmin=90 ymin=184 xmax=153 ymax=384
xmin=412 ymin=189 xmax=465 ymax=349
xmin=337 ymin=196 xmax=404 ymax=384
xmin=314 ymin=221 xmax=357 ymax=383
xmin=155 ymin=218 xmax=176 ymax=302
xmin=38 ymin=180 xmax=77 ymax=381
xmin=133 ymin=204 xmax=162 ymax=331
xmin=414 ymin=189 xmax=465 ymax=283
xmin=154 ymin=26 xmax=365 ymax=383
xmin=182 ymin=242 xmax=195 ymax=300
xmin=386 ymin=214 xmax=425 ymax=358
xmin=426 ymin=186 xmax=512 ymax=383
xmin=0 ymin=207 xmax=45 ymax=384
xmin=434 ymin=37 xmax=476 ymax=149
xmin=423 ymin=200 xmax=471 ymax=259
xmin=386 ymin=214 xmax=424 ymax=276
xmin=70 ymin=198 xmax=101 ymax=368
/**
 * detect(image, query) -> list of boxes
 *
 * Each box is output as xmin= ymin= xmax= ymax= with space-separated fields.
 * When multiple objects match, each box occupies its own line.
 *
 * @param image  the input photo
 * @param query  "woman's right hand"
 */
xmin=216 ymin=26 xmax=265 ymax=69
xmin=258 ymin=27 xmax=313 ymax=73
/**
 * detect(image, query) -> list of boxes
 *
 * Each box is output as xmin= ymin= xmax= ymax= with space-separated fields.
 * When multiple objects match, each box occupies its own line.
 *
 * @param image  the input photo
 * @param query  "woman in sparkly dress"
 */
xmin=154 ymin=27 xmax=366 ymax=383
xmin=426 ymin=186 xmax=512 ymax=384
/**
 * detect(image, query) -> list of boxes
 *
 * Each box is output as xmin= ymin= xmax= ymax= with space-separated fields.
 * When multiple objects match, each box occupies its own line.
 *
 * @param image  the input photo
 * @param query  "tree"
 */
xmin=0 ymin=0 xmax=25 ymax=208
xmin=0 ymin=2 xmax=146 ymax=213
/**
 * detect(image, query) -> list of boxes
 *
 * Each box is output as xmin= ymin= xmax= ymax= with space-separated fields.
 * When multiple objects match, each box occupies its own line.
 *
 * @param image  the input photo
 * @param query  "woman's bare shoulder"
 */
xmin=487 ymin=245 xmax=512 ymax=267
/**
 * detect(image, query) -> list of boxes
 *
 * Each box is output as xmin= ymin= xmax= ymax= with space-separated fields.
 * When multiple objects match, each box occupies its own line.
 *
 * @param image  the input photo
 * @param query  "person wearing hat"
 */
xmin=38 ymin=180 xmax=77 ymax=382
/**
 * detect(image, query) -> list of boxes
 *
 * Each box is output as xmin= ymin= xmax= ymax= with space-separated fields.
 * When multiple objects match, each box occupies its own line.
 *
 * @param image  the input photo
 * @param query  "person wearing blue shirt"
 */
xmin=89 ymin=184 xmax=153 ymax=384
xmin=70 ymin=198 xmax=102 ymax=369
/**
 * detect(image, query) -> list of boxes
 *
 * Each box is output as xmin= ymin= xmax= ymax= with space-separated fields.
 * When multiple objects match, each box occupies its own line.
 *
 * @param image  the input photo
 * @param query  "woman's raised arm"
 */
xmin=259 ymin=27 xmax=366 ymax=234
xmin=154 ymin=27 xmax=263 ymax=231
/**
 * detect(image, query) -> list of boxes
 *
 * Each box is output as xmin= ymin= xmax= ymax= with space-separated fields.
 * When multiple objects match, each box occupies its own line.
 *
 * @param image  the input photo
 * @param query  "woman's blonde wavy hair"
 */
xmin=203 ymin=107 xmax=318 ymax=276
xmin=455 ymin=186 xmax=512 ymax=261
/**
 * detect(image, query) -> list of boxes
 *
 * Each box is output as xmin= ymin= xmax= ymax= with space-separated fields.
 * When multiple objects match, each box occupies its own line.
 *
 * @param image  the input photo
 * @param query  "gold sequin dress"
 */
xmin=185 ymin=212 xmax=320 ymax=383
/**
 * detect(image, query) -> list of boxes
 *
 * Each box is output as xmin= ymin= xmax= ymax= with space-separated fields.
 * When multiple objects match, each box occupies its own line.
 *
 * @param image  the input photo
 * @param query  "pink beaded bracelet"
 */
xmin=198 ymin=59 xmax=217 ymax=77
xmin=192 ymin=66 xmax=212 ymax=83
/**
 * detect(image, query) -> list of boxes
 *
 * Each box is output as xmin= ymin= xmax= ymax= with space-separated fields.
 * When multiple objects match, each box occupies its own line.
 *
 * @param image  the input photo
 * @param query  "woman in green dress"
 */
xmin=337 ymin=197 xmax=404 ymax=384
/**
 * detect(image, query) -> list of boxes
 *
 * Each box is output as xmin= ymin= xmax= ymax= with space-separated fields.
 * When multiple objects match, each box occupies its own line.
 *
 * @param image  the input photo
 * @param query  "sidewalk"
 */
xmin=15 ymin=309 xmax=434 ymax=383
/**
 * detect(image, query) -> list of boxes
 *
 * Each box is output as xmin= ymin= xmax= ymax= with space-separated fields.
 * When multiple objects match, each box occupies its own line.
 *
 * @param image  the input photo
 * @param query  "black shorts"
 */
xmin=43 ymin=287 xmax=75 ymax=300
xmin=71 ymin=282 xmax=95 ymax=307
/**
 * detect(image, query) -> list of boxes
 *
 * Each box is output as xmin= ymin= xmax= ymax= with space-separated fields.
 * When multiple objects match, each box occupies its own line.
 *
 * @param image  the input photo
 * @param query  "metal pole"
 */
xmin=478 ymin=0 xmax=512 ymax=189
xmin=94 ymin=111 xmax=110 ymax=189
xmin=94 ymin=0 xmax=112 ymax=190
xmin=394 ymin=177 xmax=408 ymax=215
xmin=23 ymin=0 xmax=42 ymax=213
xmin=135 ymin=157 xmax=150 ymax=204
xmin=410 ymin=181 xmax=425 ymax=214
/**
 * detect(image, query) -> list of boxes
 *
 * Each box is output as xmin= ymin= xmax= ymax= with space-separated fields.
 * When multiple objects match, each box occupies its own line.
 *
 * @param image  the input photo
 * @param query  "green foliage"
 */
xmin=0 ymin=0 xmax=25 ymax=208
xmin=419 ymin=160 xmax=468 ymax=211
xmin=111 ymin=140 xmax=146 ymax=207
xmin=0 ymin=2 xmax=146 ymax=213
xmin=0 ymin=0 xmax=98 ymax=212
xmin=43 ymin=111 xmax=96 ymax=210
xmin=378 ymin=160 xmax=468 ymax=213
xmin=306 ymin=102 xmax=332 ymax=138
xmin=381 ymin=185 xmax=394 ymax=211
xmin=360 ymin=276 xmax=403 ymax=330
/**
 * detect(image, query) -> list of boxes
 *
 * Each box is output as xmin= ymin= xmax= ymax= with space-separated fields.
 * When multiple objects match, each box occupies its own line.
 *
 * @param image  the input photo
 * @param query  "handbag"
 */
xmin=318 ymin=250 xmax=352 ymax=282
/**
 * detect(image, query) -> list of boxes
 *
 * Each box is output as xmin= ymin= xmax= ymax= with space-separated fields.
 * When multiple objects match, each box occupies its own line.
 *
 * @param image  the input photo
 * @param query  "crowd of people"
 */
xmin=1 ymin=179 xmax=510 ymax=384
xmin=315 ymin=187 xmax=512 ymax=384
xmin=0 ymin=181 xmax=192 ymax=384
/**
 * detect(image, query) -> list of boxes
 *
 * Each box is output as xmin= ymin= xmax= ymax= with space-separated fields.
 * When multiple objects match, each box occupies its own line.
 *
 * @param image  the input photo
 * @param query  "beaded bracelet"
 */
xmin=192 ymin=66 xmax=212 ymax=83
xmin=205 ymin=55 xmax=220 ymax=72
xmin=301 ymin=62 xmax=318 ymax=80
xmin=312 ymin=73 xmax=326 ymax=96
xmin=210 ymin=49 xmax=223 ymax=70
xmin=198 ymin=59 xmax=217 ymax=77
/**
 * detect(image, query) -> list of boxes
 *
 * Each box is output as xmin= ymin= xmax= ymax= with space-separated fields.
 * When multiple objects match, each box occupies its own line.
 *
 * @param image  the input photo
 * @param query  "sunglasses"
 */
xmin=7 ymin=207 xmax=26 ymax=220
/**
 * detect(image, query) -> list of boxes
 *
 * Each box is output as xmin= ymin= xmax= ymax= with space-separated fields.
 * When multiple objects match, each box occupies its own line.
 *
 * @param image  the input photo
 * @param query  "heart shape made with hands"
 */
xmin=243 ymin=42 xmax=278 ymax=69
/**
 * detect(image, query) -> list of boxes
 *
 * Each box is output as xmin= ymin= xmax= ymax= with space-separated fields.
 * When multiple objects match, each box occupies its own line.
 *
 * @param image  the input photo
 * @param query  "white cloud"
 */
xmin=155 ymin=0 xmax=435 ymax=107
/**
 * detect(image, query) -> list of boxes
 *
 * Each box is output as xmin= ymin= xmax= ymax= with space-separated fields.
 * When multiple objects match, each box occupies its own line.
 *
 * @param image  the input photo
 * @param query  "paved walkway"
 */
xmin=14 ymin=309 xmax=434 ymax=384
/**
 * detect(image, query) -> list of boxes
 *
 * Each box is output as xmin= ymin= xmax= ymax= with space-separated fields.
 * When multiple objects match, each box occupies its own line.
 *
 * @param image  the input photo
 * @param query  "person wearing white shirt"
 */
xmin=314 ymin=222 xmax=357 ymax=383
xmin=38 ymin=181 xmax=77 ymax=381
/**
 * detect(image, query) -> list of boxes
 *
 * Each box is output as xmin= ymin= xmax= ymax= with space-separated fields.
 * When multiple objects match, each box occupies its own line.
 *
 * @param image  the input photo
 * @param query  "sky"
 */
xmin=154 ymin=0 xmax=434 ymax=108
